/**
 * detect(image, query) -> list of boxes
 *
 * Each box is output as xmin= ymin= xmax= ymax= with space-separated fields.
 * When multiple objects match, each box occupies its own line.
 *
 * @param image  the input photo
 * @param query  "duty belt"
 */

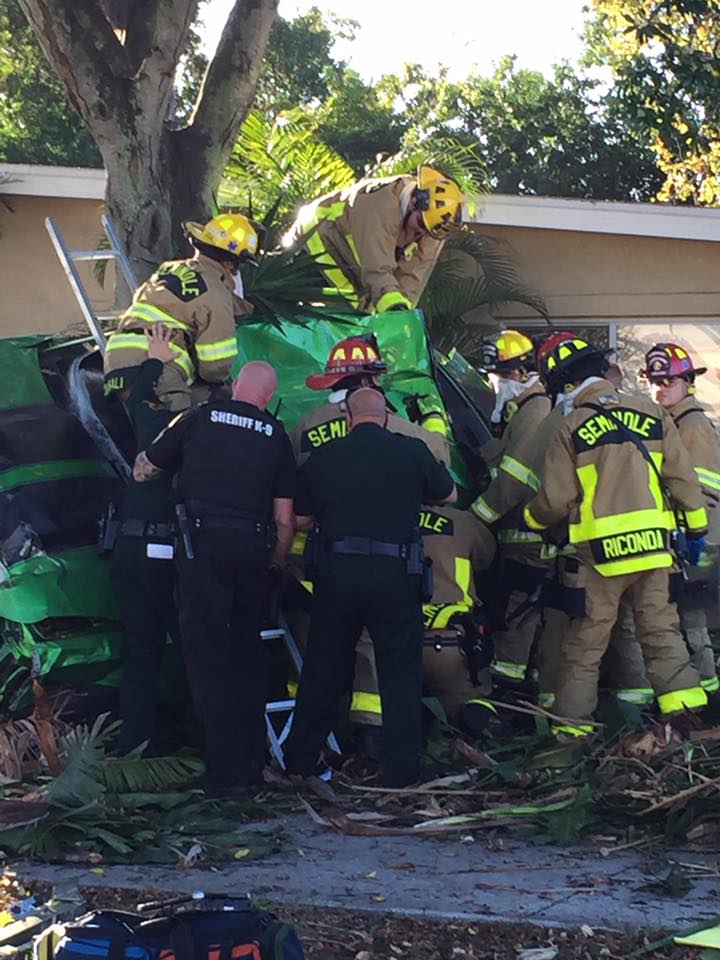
xmin=327 ymin=537 xmax=409 ymax=559
xmin=120 ymin=519 xmax=174 ymax=538
xmin=193 ymin=514 xmax=270 ymax=536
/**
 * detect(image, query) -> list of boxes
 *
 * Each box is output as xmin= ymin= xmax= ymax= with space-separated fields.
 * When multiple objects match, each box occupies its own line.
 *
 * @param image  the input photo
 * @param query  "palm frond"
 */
xmin=420 ymin=230 xmax=548 ymax=352
xmin=45 ymin=713 xmax=119 ymax=808
xmin=221 ymin=111 xmax=355 ymax=232
xmin=367 ymin=137 xmax=488 ymax=216
xmin=240 ymin=248 xmax=357 ymax=326
xmin=101 ymin=754 xmax=204 ymax=794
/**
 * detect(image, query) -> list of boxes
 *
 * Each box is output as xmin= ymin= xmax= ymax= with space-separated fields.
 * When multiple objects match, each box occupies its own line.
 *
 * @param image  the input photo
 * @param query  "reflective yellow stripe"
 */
xmin=570 ymin=459 xmax=674 ymax=544
xmin=551 ymin=723 xmax=593 ymax=738
xmin=471 ymin=497 xmax=501 ymax=524
xmin=490 ymin=660 xmax=526 ymax=680
xmin=490 ymin=467 xmax=499 ymax=479
xmin=500 ymin=455 xmax=540 ymax=491
xmin=657 ymin=685 xmax=707 ymax=714
xmin=297 ymin=198 xmax=346 ymax=230
xmin=106 ymin=332 xmax=149 ymax=352
xmin=696 ymin=467 xmax=720 ymax=492
xmin=523 ymin=505 xmax=548 ymax=531
xmin=615 ymin=688 xmax=654 ymax=704
xmin=290 ymin=532 xmax=307 ymax=556
xmin=196 ymin=337 xmax=238 ymax=362
xmin=538 ymin=692 xmax=556 ymax=708
xmin=540 ymin=544 xmax=558 ymax=561
xmin=375 ymin=290 xmax=412 ymax=313
xmin=167 ymin=343 xmax=194 ymax=381
xmin=498 ymin=529 xmax=544 ymax=545
xmin=424 ymin=558 xmax=473 ymax=628
xmin=466 ymin=698 xmax=497 ymax=714
xmin=107 ymin=331 xmax=193 ymax=381
xmin=350 ymin=691 xmax=383 ymax=716
xmin=286 ymin=680 xmax=298 ymax=698
xmin=305 ymin=229 xmax=359 ymax=304
xmin=685 ymin=506 xmax=708 ymax=532
xmin=126 ymin=303 xmax=189 ymax=329
xmin=421 ymin=412 xmax=448 ymax=436
xmin=701 ymin=676 xmax=719 ymax=692
xmin=301 ymin=579 xmax=313 ymax=594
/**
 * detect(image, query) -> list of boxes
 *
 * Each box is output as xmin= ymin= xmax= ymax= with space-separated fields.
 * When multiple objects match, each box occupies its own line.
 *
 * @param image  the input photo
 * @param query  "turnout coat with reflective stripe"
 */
xmin=669 ymin=395 xmax=720 ymax=544
xmin=290 ymin=400 xmax=450 ymax=467
xmin=524 ymin=380 xmax=707 ymax=576
xmin=104 ymin=254 xmax=250 ymax=386
xmin=421 ymin=505 xmax=496 ymax=629
xmin=287 ymin=176 xmax=443 ymax=313
xmin=471 ymin=382 xmax=551 ymax=550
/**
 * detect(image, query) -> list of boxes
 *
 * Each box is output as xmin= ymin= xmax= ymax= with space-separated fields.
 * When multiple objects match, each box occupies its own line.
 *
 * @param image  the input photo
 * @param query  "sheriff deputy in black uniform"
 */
xmin=134 ymin=361 xmax=296 ymax=799
xmin=107 ymin=325 xmax=179 ymax=755
xmin=284 ymin=388 xmax=457 ymax=788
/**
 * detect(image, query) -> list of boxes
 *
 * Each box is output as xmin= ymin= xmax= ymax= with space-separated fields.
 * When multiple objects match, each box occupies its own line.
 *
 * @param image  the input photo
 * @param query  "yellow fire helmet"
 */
xmin=481 ymin=330 xmax=535 ymax=373
xmin=183 ymin=214 xmax=260 ymax=263
xmin=416 ymin=166 xmax=464 ymax=238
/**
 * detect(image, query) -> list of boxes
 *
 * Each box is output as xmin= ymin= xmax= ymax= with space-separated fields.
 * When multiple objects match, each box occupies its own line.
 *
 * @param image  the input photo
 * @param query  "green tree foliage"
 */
xmin=314 ymin=68 xmax=407 ymax=172
xmin=254 ymin=8 xmax=405 ymax=173
xmin=585 ymin=0 xmax=720 ymax=204
xmin=255 ymin=6 xmax=348 ymax=113
xmin=221 ymin=110 xmax=356 ymax=232
xmin=390 ymin=57 xmax=663 ymax=200
xmin=0 ymin=0 xmax=100 ymax=165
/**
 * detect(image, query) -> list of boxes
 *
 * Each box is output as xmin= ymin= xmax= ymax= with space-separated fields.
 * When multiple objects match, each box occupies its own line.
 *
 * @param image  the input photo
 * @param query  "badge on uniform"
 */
xmin=146 ymin=542 xmax=174 ymax=560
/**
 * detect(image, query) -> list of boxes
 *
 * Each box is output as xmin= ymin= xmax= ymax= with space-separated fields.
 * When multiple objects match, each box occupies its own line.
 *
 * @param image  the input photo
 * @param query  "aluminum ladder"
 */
xmin=45 ymin=214 xmax=137 ymax=355
xmin=263 ymin=612 xmax=341 ymax=770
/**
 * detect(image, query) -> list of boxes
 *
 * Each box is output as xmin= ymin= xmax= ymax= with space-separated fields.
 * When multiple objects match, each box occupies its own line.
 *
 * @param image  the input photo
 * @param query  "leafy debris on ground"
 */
xmin=0 ymin=703 xmax=291 ymax=865
xmin=288 ymin=700 xmax=720 ymax=849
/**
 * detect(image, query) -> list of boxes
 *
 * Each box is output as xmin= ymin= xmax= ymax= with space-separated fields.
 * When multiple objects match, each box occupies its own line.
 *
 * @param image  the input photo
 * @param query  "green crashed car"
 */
xmin=0 ymin=309 xmax=494 ymax=714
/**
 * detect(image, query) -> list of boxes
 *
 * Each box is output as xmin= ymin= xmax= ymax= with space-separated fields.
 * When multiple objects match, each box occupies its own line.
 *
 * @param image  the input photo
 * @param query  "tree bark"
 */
xmin=19 ymin=0 xmax=279 ymax=284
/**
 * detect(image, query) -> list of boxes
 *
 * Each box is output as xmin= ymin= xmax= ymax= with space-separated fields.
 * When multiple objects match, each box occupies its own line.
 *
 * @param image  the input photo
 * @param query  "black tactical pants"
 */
xmin=284 ymin=555 xmax=424 ymax=787
xmin=111 ymin=534 xmax=178 ymax=754
xmin=176 ymin=527 xmax=271 ymax=788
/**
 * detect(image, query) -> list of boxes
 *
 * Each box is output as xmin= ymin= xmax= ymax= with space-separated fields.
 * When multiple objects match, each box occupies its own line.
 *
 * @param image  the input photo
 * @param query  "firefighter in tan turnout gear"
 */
xmin=640 ymin=342 xmax=720 ymax=696
xmin=532 ymin=333 xmax=653 ymax=712
xmin=469 ymin=331 xmax=551 ymax=696
xmin=285 ymin=166 xmax=464 ymax=314
xmin=523 ymin=337 xmax=709 ymax=738
xmin=291 ymin=334 xmax=450 ymax=467
xmin=104 ymin=214 xmax=259 ymax=411
xmin=350 ymin=504 xmax=497 ymax=741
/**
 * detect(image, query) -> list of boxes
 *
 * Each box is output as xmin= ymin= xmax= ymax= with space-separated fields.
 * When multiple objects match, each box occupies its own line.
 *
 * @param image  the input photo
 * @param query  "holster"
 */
xmin=457 ymin=607 xmax=493 ymax=685
xmin=97 ymin=503 xmax=120 ymax=555
xmin=303 ymin=523 xmax=322 ymax=581
xmin=175 ymin=503 xmax=195 ymax=560
xmin=407 ymin=527 xmax=433 ymax=600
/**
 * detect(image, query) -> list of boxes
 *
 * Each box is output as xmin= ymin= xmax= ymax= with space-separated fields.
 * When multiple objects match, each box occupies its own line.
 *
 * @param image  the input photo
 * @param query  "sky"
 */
xmin=202 ymin=0 xmax=589 ymax=81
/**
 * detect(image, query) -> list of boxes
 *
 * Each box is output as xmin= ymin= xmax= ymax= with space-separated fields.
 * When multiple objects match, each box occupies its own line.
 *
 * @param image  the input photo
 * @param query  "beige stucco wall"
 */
xmin=473 ymin=223 xmax=720 ymax=325
xmin=0 ymin=195 xmax=115 ymax=338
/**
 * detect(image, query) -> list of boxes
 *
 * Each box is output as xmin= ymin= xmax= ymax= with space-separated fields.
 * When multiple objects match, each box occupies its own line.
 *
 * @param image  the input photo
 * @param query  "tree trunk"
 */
xmin=19 ymin=0 xmax=279 ymax=284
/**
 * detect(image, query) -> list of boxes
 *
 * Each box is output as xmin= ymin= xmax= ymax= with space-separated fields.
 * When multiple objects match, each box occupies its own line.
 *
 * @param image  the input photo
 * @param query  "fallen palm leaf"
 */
xmin=0 ymin=799 xmax=49 ymax=830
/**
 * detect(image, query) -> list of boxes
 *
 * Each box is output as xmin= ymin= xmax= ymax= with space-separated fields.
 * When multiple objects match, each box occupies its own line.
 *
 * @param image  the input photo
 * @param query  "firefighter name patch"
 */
xmin=419 ymin=510 xmax=454 ymax=536
xmin=589 ymin=527 xmax=668 ymax=564
xmin=300 ymin=417 xmax=347 ymax=452
xmin=156 ymin=263 xmax=208 ymax=302
xmin=573 ymin=408 xmax=662 ymax=453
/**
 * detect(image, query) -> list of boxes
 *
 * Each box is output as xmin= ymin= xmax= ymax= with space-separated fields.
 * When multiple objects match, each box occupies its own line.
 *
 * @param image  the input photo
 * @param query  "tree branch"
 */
xmin=189 ymin=0 xmax=279 ymax=173
xmin=18 ymin=0 xmax=131 ymax=126
xmin=125 ymin=0 xmax=198 ymax=83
